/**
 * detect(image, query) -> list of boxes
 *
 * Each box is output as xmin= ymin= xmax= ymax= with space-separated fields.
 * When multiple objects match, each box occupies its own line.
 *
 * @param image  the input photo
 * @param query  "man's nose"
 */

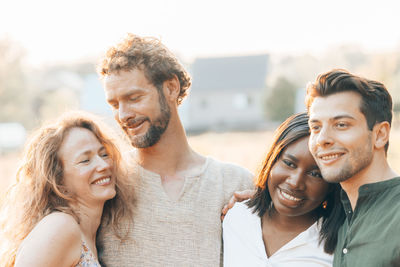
xmin=118 ymin=102 xmax=135 ymax=124
xmin=315 ymin=126 xmax=334 ymax=148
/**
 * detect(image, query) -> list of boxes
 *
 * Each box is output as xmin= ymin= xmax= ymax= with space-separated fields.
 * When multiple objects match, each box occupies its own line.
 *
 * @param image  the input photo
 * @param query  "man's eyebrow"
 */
xmin=121 ymin=88 xmax=146 ymax=97
xmin=332 ymin=115 xmax=356 ymax=120
xmin=107 ymin=88 xmax=145 ymax=102
xmin=309 ymin=118 xmax=320 ymax=124
xmin=309 ymin=115 xmax=356 ymax=123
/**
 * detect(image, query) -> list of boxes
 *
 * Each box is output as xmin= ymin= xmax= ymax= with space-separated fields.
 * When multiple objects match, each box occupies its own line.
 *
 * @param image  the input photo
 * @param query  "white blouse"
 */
xmin=223 ymin=202 xmax=333 ymax=267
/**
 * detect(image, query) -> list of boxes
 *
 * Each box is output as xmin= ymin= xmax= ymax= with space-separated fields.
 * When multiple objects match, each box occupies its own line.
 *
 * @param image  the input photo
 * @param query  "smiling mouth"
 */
xmin=126 ymin=118 xmax=146 ymax=128
xmin=279 ymin=188 xmax=302 ymax=202
xmin=123 ymin=118 xmax=147 ymax=134
xmin=92 ymin=177 xmax=111 ymax=185
xmin=318 ymin=152 xmax=344 ymax=162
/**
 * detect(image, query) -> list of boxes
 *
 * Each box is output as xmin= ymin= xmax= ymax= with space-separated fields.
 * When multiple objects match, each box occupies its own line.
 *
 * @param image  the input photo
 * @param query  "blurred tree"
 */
xmin=265 ymin=76 xmax=297 ymax=122
xmin=0 ymin=37 xmax=34 ymax=127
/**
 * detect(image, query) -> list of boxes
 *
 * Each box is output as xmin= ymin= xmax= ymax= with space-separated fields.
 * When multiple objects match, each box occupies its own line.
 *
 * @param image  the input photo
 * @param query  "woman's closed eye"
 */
xmin=99 ymin=147 xmax=109 ymax=158
xmin=79 ymin=158 xmax=90 ymax=164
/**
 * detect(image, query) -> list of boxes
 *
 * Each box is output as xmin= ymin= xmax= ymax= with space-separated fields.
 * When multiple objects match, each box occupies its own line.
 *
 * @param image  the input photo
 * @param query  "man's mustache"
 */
xmin=122 ymin=117 xmax=149 ymax=129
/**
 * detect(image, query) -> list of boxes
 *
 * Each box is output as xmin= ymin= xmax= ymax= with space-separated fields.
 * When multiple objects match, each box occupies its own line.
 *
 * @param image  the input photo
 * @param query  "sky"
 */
xmin=1 ymin=0 xmax=400 ymax=66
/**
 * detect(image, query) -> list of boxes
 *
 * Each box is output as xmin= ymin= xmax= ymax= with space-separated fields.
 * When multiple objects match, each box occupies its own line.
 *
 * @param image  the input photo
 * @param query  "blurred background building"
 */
xmin=181 ymin=54 xmax=269 ymax=132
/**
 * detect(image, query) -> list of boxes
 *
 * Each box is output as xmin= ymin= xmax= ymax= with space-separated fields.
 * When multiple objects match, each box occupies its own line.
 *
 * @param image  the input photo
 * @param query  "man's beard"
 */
xmin=320 ymin=134 xmax=374 ymax=184
xmin=125 ymin=91 xmax=171 ymax=148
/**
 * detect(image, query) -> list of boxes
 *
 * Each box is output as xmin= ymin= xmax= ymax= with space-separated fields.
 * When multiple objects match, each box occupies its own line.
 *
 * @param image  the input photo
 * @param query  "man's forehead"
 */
xmin=103 ymin=71 xmax=130 ymax=84
xmin=103 ymin=72 xmax=150 ymax=97
xmin=308 ymin=92 xmax=362 ymax=120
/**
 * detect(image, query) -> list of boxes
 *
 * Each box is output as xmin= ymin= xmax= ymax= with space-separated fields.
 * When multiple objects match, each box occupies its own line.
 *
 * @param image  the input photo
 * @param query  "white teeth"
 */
xmin=280 ymin=189 xmax=301 ymax=202
xmin=93 ymin=177 xmax=111 ymax=185
xmin=321 ymin=154 xmax=340 ymax=161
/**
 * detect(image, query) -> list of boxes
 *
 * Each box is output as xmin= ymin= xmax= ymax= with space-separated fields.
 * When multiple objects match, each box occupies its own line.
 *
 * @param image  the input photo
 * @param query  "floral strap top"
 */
xmin=75 ymin=241 xmax=101 ymax=267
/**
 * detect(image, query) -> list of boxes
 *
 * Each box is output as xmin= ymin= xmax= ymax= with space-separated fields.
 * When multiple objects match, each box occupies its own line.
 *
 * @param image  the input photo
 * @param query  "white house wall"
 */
xmin=184 ymin=89 xmax=264 ymax=131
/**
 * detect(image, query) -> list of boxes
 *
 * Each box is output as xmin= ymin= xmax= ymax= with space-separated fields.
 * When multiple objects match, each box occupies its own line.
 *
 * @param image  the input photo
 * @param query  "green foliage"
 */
xmin=265 ymin=76 xmax=297 ymax=122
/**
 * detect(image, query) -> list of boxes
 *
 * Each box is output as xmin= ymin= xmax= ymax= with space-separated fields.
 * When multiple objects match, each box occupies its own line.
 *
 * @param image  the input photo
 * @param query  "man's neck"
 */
xmin=135 ymin=118 xmax=205 ymax=177
xmin=134 ymin=118 xmax=207 ymax=200
xmin=341 ymin=156 xmax=397 ymax=210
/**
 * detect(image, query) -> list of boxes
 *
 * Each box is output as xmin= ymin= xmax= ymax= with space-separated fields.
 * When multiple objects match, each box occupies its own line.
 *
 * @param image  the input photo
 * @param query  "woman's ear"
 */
xmin=373 ymin=121 xmax=390 ymax=150
xmin=162 ymin=75 xmax=180 ymax=103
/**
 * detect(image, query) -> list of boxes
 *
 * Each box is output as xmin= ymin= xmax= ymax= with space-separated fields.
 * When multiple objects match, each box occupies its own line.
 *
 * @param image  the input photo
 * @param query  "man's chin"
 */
xmin=129 ymin=133 xmax=162 ymax=148
xmin=322 ymin=171 xmax=351 ymax=184
xmin=126 ymin=121 xmax=167 ymax=148
xmin=129 ymin=136 xmax=149 ymax=148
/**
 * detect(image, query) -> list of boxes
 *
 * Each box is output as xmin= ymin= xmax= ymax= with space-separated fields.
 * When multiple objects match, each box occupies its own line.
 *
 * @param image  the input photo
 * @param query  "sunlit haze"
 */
xmin=1 ymin=0 xmax=400 ymax=66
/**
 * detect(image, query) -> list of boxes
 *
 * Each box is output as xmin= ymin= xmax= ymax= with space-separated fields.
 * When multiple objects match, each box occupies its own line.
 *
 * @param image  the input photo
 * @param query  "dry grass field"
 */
xmin=2 ymin=129 xmax=400 ymax=201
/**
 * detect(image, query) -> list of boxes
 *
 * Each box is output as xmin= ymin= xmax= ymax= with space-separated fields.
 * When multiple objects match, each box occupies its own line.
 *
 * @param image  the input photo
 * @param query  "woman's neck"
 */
xmin=261 ymin=208 xmax=318 ymax=257
xmin=71 ymin=202 xmax=104 ymax=245
xmin=264 ymin=208 xmax=318 ymax=232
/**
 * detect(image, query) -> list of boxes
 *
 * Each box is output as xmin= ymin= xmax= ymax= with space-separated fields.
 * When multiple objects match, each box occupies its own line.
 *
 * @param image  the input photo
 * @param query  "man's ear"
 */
xmin=373 ymin=121 xmax=390 ymax=150
xmin=162 ymin=75 xmax=180 ymax=103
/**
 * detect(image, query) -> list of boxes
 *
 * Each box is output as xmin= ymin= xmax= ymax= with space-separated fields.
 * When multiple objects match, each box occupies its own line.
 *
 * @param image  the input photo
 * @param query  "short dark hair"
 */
xmin=305 ymin=69 xmax=393 ymax=152
xmin=247 ymin=112 xmax=345 ymax=254
xmin=97 ymin=33 xmax=191 ymax=105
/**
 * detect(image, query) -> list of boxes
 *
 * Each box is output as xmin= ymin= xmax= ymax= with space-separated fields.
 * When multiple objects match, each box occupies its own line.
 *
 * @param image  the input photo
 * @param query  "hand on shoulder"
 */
xmin=15 ymin=212 xmax=82 ymax=267
xmin=221 ymin=189 xmax=255 ymax=221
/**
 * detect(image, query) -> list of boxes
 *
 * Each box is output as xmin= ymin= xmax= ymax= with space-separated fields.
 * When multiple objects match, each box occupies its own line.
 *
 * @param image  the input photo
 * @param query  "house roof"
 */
xmin=191 ymin=54 xmax=268 ymax=91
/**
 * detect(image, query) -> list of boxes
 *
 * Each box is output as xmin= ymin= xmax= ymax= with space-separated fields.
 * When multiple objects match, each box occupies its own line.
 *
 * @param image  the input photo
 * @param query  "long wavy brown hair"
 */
xmin=0 ymin=111 xmax=135 ymax=266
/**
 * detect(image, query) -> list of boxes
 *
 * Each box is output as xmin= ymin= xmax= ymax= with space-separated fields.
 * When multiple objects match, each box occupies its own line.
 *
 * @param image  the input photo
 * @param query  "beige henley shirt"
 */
xmin=98 ymin=156 xmax=253 ymax=267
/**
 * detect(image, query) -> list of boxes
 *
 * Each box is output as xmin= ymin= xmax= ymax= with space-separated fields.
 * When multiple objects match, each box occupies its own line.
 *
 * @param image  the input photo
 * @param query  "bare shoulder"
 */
xmin=35 ymin=212 xmax=81 ymax=242
xmin=15 ymin=212 xmax=82 ymax=267
xmin=42 ymin=211 xmax=80 ymax=226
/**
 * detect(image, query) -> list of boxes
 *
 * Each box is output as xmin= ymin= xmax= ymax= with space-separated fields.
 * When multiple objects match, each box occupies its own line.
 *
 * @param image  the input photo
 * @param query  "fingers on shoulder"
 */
xmin=234 ymin=189 xmax=256 ymax=199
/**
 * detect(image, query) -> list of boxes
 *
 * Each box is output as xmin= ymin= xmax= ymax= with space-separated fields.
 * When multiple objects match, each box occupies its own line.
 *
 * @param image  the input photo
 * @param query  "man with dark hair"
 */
xmin=96 ymin=33 xmax=253 ymax=266
xmin=306 ymin=69 xmax=400 ymax=266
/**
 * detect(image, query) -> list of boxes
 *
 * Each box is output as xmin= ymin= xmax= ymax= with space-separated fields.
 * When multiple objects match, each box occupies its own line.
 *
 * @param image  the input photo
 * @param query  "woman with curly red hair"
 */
xmin=0 ymin=111 xmax=134 ymax=266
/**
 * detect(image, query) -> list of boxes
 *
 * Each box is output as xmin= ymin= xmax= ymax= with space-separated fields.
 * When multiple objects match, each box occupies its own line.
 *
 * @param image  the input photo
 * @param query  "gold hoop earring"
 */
xmin=322 ymin=200 xmax=328 ymax=209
